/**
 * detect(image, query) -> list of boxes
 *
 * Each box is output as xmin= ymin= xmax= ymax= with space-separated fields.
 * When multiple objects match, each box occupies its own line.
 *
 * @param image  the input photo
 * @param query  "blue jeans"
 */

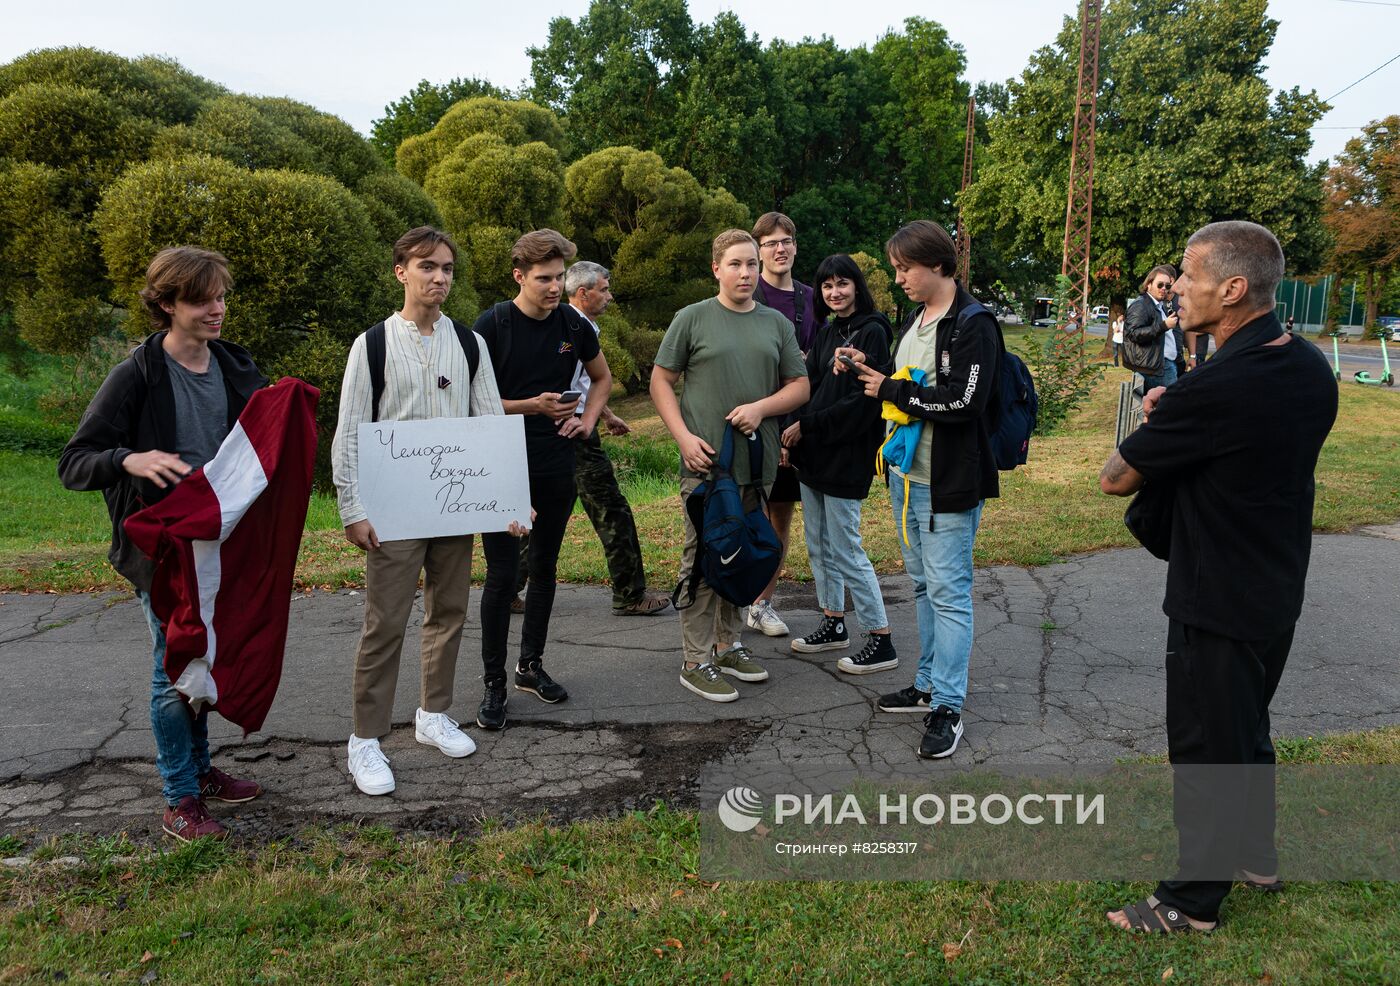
xmin=799 ymin=484 xmax=888 ymax=632
xmin=139 ymin=591 xmax=209 ymax=804
xmin=1141 ymin=359 xmax=1178 ymax=391
xmin=888 ymin=479 xmax=983 ymax=712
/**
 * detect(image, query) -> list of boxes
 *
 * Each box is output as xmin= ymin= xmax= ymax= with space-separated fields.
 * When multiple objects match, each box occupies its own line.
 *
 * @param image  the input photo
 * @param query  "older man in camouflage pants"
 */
xmin=513 ymin=261 xmax=670 ymax=616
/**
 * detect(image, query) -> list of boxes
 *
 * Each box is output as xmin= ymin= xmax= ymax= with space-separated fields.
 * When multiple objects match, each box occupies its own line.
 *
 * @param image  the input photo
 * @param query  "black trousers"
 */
xmin=1154 ymin=619 xmax=1294 ymax=922
xmin=479 ymin=470 xmax=577 ymax=687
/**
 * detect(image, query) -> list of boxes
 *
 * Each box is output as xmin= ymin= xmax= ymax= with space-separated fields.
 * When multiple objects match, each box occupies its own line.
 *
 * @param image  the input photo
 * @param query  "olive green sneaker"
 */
xmin=712 ymin=643 xmax=769 ymax=682
xmin=679 ymin=661 xmax=739 ymax=703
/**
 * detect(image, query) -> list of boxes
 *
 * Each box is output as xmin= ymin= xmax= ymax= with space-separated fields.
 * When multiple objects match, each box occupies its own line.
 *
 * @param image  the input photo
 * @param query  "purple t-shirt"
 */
xmin=756 ymin=279 xmax=818 ymax=351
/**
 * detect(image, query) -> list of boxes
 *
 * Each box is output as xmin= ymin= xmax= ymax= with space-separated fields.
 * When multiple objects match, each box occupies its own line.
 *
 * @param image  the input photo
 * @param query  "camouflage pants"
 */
xmin=517 ymin=426 xmax=647 ymax=608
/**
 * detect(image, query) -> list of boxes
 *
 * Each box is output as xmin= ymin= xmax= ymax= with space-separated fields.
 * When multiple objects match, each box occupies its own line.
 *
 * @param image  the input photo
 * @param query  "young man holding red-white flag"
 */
xmin=59 ymin=246 xmax=270 ymax=842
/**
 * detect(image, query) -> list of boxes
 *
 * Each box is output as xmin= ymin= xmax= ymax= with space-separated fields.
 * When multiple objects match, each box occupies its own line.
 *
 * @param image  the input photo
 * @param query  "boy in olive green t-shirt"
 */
xmin=650 ymin=229 xmax=808 ymax=703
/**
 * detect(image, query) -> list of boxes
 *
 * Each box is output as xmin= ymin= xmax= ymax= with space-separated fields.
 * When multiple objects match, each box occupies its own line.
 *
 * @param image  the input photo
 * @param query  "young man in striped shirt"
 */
xmin=332 ymin=226 xmax=509 ymax=796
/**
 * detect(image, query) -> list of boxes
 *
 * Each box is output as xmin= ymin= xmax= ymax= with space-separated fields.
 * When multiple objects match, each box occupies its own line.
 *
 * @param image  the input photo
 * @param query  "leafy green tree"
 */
xmin=371 ymin=77 xmax=506 ymax=162
xmin=424 ymin=134 xmax=567 ymax=301
xmin=1323 ymin=117 xmax=1400 ymax=337
xmin=151 ymin=94 xmax=320 ymax=173
xmin=0 ymin=159 xmax=110 ymax=354
xmin=96 ymin=154 xmax=390 ymax=355
xmin=662 ymin=12 xmax=780 ymax=210
xmin=0 ymin=83 xmax=157 ymax=197
xmin=870 ymin=18 xmax=969 ymax=219
xmin=396 ymin=96 xmax=567 ymax=185
xmin=96 ymin=154 xmax=397 ymax=477
xmin=962 ymin=0 xmax=1327 ymax=307
xmin=528 ymin=0 xmax=696 ymax=157
xmin=563 ymin=145 xmax=748 ymax=387
xmin=0 ymin=46 xmax=222 ymax=126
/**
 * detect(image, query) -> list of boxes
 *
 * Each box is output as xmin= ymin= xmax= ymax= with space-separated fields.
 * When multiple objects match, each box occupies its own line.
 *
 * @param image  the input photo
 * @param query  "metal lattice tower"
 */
xmin=956 ymin=96 xmax=976 ymax=286
xmin=1062 ymin=0 xmax=1102 ymax=348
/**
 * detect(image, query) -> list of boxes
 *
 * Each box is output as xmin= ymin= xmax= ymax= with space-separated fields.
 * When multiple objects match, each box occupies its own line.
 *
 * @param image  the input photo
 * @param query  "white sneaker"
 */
xmin=347 ymin=735 xmax=395 ymax=796
xmin=745 ymin=599 xmax=789 ymax=637
xmin=414 ymin=709 xmax=477 ymax=758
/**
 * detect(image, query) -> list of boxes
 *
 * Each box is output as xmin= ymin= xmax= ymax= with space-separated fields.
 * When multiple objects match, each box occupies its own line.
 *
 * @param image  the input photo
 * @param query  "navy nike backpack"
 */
xmin=672 ymin=424 xmax=782 ymax=609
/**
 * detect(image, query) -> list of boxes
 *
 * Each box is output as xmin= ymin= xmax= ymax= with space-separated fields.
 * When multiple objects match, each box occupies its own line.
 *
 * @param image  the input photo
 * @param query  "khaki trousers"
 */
xmin=351 ymin=534 xmax=473 ymax=739
xmin=677 ymin=477 xmax=763 ymax=665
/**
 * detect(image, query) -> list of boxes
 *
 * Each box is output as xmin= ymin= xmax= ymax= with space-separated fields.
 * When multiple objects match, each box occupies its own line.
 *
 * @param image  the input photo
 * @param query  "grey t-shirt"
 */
xmin=165 ymin=352 xmax=228 ymax=470
xmin=654 ymin=297 xmax=806 ymax=486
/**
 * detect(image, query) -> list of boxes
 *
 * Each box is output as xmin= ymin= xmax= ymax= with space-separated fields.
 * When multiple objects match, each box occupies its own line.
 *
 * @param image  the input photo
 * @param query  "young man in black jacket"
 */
xmin=837 ymin=221 xmax=1002 ymax=760
xmin=1123 ymin=265 xmax=1182 ymax=390
xmin=783 ymin=253 xmax=897 ymax=672
xmin=58 ymin=246 xmax=268 ymax=841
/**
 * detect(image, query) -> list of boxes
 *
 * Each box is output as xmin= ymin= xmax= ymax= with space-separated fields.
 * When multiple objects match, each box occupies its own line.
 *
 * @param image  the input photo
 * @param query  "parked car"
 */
xmin=1377 ymin=315 xmax=1400 ymax=341
xmin=1090 ymin=305 xmax=1110 ymax=322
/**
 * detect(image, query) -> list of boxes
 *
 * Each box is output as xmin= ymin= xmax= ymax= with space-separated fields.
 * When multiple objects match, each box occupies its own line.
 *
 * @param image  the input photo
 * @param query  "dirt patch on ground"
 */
xmin=0 ymin=719 xmax=769 ymax=849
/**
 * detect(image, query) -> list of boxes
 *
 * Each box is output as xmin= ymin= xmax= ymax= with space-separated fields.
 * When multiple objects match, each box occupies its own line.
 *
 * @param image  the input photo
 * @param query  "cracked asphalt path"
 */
xmin=2 ymin=531 xmax=1397 ymax=842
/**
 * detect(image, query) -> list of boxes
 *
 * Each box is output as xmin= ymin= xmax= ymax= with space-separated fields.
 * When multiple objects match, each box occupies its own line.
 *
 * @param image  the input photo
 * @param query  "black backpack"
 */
xmin=939 ymin=302 xmax=1037 ymax=469
xmin=671 ymin=425 xmax=782 ymax=610
xmin=365 ymin=319 xmax=479 ymax=422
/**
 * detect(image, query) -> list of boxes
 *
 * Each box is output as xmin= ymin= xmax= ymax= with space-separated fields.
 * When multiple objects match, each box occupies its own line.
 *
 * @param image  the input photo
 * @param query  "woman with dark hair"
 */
xmin=781 ymin=254 xmax=897 ymax=672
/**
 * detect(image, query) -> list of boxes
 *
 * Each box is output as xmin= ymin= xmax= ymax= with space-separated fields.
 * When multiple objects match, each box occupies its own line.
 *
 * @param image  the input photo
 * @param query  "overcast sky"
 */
xmin=3 ymin=0 xmax=1394 ymax=164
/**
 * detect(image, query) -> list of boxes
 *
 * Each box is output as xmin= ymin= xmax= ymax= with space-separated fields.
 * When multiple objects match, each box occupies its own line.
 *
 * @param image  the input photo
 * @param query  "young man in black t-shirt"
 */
xmin=1100 ymin=221 xmax=1338 ymax=934
xmin=471 ymin=229 xmax=610 ymax=730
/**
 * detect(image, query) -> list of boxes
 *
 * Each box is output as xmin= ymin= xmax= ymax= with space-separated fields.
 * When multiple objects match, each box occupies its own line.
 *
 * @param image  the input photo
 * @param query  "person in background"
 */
xmin=511 ymin=261 xmax=670 ymax=617
xmin=744 ymin=211 xmax=818 ymax=638
xmin=783 ymin=254 xmax=897 ymax=673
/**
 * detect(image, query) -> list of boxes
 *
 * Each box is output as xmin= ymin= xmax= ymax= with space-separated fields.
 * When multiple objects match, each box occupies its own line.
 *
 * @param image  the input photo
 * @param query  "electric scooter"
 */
xmin=1325 ymin=330 xmax=1343 ymax=382
xmin=1353 ymin=328 xmax=1394 ymax=386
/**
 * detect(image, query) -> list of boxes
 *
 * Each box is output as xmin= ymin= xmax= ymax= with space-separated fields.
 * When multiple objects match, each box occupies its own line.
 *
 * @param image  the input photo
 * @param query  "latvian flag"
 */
xmin=126 ymin=378 xmax=319 ymax=734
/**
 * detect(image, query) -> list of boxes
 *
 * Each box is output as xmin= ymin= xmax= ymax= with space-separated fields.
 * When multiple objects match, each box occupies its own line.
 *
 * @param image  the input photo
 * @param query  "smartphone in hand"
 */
xmin=837 ymin=354 xmax=866 ymax=374
xmin=558 ymin=390 xmax=582 ymax=403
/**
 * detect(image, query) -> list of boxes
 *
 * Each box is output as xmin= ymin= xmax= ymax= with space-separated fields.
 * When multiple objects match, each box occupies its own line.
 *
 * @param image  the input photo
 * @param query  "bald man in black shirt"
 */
xmin=1098 ymin=221 xmax=1338 ymax=934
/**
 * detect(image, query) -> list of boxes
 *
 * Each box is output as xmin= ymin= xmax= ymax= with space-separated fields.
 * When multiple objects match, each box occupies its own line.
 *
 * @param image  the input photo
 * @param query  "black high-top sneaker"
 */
xmin=837 ymin=633 xmax=898 ymax=674
xmin=790 ymin=614 xmax=850 ymax=653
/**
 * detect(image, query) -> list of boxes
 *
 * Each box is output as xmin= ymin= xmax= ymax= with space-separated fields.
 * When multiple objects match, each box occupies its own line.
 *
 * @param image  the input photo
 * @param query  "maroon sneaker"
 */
xmin=199 ymin=765 xmax=263 ymax=804
xmin=162 ymin=796 xmax=228 ymax=842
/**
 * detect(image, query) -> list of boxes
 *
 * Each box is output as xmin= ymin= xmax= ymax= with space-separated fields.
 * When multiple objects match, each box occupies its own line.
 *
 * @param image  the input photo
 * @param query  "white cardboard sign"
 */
xmin=357 ymin=416 xmax=530 ymax=541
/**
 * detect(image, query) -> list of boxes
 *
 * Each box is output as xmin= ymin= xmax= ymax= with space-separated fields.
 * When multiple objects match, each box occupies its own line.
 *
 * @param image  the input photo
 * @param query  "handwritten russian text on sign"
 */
xmin=357 ymin=416 xmax=530 ymax=541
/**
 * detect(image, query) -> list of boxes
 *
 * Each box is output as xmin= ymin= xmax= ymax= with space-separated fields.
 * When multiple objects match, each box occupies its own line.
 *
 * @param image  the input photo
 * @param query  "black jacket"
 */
xmin=877 ymin=285 xmax=1002 ymax=515
xmin=58 ymin=331 xmax=267 ymax=591
xmin=792 ymin=311 xmax=894 ymax=499
xmin=1122 ymin=292 xmax=1167 ymax=375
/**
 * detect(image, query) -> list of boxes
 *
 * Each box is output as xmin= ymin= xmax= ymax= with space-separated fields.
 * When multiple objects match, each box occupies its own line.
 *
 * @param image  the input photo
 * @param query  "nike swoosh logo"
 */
xmin=720 ymin=548 xmax=742 ymax=565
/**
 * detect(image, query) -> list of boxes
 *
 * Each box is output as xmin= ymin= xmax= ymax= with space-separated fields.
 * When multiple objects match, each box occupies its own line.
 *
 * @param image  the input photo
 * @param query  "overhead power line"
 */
xmin=1324 ymin=51 xmax=1400 ymax=102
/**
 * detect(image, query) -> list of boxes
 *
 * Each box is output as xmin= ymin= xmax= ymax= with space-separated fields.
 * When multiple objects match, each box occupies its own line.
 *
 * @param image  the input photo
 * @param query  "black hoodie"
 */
xmin=58 ymin=331 xmax=267 ymax=591
xmin=792 ymin=310 xmax=894 ymax=499
xmin=875 ymin=284 xmax=1002 ymax=515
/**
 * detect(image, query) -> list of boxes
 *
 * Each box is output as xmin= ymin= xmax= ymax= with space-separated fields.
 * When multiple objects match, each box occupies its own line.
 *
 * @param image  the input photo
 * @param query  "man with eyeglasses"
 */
xmin=744 ymin=212 xmax=818 ymax=638
xmin=1123 ymin=265 xmax=1183 ymax=390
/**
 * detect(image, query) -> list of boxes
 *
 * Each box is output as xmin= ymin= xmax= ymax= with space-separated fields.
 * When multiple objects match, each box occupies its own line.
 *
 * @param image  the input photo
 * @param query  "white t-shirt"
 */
xmin=567 ymin=304 xmax=601 ymax=415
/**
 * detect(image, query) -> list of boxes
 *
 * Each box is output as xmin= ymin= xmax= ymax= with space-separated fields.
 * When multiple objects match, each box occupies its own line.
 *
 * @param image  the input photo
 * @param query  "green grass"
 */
xmin=3 ymin=369 xmax=1398 ymax=591
xmin=4 ymin=728 xmax=1397 ymax=984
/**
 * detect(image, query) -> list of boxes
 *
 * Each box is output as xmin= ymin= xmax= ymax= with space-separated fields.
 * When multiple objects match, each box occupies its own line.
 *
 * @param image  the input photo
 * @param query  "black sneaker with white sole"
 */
xmin=790 ymin=615 xmax=849 ymax=653
xmin=837 ymin=633 xmax=898 ymax=674
xmin=877 ymin=684 xmax=931 ymax=713
xmin=476 ymin=685 xmax=508 ymax=730
xmin=514 ymin=661 xmax=569 ymax=703
xmin=917 ymin=705 xmax=964 ymax=759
